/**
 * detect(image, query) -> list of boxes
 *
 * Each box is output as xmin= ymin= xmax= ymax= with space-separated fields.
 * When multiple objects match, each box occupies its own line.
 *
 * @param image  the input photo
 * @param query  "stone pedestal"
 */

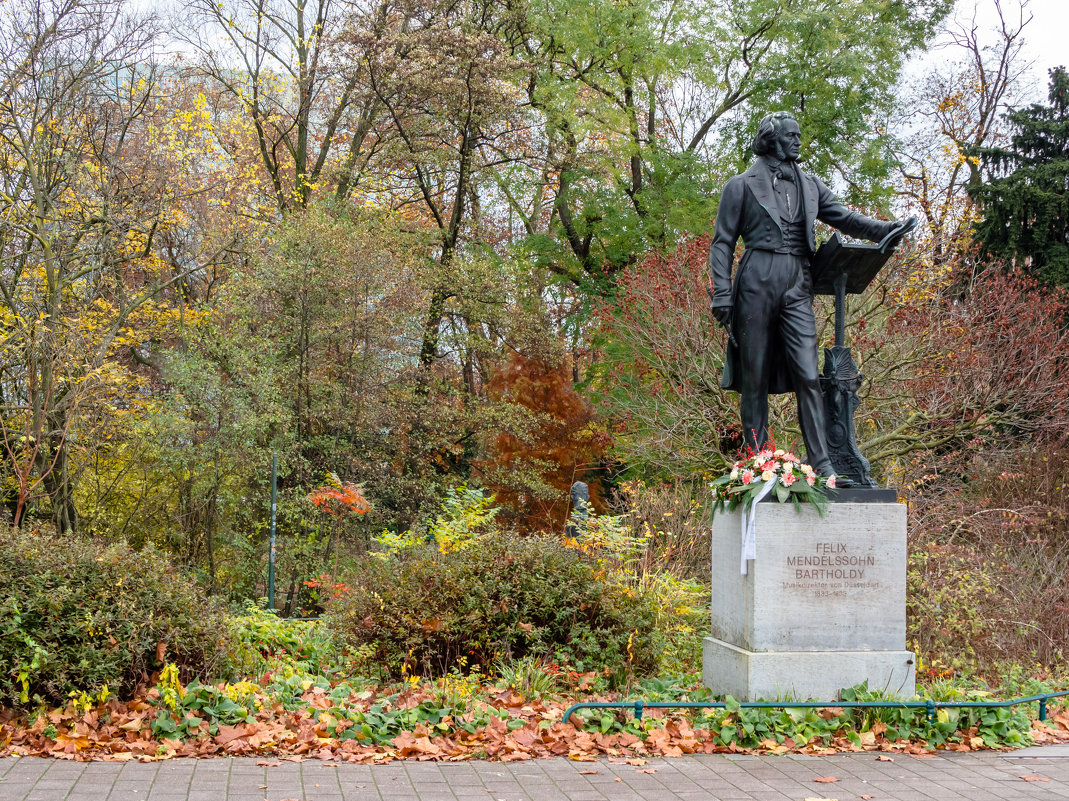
xmin=703 ymin=500 xmax=915 ymax=700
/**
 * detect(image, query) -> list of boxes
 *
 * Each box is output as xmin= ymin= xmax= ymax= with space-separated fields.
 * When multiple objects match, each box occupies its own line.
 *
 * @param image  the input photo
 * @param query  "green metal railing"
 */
xmin=563 ymin=690 xmax=1069 ymax=726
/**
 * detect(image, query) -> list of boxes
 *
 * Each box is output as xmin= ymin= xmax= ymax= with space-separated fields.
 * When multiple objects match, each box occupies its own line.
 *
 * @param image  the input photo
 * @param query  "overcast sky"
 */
xmin=143 ymin=0 xmax=1064 ymax=104
xmin=915 ymin=0 xmax=1069 ymax=100
xmin=989 ymin=0 xmax=1068 ymax=75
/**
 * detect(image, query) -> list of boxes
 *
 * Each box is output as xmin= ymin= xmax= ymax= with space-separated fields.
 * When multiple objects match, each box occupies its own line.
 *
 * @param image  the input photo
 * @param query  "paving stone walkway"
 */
xmin=2 ymin=749 xmax=1068 ymax=801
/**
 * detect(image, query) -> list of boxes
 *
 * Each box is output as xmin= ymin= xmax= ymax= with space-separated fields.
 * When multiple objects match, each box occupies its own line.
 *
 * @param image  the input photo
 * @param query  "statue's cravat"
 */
xmin=766 ymin=158 xmax=800 ymax=218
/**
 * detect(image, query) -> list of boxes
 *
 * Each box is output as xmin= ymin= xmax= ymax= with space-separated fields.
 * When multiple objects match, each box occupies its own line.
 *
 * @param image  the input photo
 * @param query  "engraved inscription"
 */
xmin=781 ymin=541 xmax=880 ymax=595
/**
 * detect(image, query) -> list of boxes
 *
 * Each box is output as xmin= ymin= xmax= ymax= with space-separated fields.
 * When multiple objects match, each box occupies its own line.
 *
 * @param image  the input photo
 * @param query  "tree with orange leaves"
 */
xmin=308 ymin=475 xmax=371 ymax=519
xmin=478 ymin=352 xmax=609 ymax=531
xmin=308 ymin=473 xmax=370 ymax=564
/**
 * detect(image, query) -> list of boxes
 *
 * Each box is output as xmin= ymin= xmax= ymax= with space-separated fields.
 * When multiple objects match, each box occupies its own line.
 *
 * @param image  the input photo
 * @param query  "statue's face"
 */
xmin=774 ymin=119 xmax=802 ymax=162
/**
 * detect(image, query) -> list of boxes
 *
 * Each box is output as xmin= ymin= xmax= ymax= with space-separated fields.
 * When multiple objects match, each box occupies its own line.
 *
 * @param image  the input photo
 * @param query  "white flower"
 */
xmin=760 ymin=469 xmax=775 ymax=482
xmin=773 ymin=449 xmax=785 ymax=458
xmin=730 ymin=467 xmax=739 ymax=480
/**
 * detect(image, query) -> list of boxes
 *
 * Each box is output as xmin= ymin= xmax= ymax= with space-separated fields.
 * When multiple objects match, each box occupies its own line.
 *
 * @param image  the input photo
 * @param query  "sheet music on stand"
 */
xmin=811 ymin=225 xmax=905 ymax=297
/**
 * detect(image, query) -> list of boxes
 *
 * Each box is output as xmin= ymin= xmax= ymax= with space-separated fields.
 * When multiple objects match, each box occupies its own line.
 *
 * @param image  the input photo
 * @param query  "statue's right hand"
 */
xmin=887 ymin=215 xmax=919 ymax=247
xmin=711 ymin=304 xmax=733 ymax=328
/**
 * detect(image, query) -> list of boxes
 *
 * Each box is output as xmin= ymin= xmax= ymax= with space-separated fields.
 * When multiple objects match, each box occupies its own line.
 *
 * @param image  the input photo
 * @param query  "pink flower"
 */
xmin=784 ymin=452 xmax=799 ymax=463
xmin=742 ymin=469 xmax=754 ymax=484
xmin=806 ymin=474 xmax=816 ymax=486
xmin=827 ymin=476 xmax=837 ymax=489
xmin=781 ymin=472 xmax=796 ymax=487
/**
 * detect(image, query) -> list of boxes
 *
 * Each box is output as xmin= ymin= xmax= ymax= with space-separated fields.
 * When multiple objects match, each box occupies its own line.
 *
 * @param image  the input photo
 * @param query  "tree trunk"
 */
xmin=41 ymin=436 xmax=78 ymax=534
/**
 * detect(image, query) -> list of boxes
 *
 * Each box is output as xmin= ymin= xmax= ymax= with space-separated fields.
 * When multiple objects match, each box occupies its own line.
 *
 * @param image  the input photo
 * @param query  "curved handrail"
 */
xmin=562 ymin=690 xmax=1069 ymax=727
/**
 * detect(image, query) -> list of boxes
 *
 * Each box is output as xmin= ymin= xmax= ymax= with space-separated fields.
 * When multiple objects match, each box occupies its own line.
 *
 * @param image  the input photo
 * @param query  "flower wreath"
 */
xmin=711 ymin=448 xmax=834 ymax=514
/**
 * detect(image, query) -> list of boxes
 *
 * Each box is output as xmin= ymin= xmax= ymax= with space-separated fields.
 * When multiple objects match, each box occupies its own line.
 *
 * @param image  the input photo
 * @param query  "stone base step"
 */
xmin=702 ymin=636 xmax=916 ymax=701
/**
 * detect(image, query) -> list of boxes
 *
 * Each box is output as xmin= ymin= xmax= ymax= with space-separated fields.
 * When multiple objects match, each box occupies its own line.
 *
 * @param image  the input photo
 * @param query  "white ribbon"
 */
xmin=741 ymin=479 xmax=777 ymax=575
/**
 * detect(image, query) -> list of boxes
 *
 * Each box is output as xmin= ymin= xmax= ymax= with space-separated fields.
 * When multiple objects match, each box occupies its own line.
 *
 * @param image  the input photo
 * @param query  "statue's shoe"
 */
xmin=815 ymin=463 xmax=856 ymax=489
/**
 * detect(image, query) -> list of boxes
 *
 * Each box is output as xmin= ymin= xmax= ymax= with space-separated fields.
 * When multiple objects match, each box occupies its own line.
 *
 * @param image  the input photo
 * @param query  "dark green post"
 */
xmin=268 ymin=455 xmax=277 ymax=610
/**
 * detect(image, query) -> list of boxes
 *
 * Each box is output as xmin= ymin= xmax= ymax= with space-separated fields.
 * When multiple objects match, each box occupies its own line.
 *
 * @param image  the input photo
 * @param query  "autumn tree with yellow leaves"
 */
xmin=0 ymin=0 xmax=187 ymax=530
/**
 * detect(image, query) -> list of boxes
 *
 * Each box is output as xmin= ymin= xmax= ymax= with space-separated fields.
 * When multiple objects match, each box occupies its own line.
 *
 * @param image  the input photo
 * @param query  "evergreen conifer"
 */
xmin=969 ymin=67 xmax=1069 ymax=284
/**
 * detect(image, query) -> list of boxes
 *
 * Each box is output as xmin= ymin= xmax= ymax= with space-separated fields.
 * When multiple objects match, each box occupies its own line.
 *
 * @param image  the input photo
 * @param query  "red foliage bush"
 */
xmin=891 ymin=266 xmax=1069 ymax=444
xmin=590 ymin=235 xmax=746 ymax=477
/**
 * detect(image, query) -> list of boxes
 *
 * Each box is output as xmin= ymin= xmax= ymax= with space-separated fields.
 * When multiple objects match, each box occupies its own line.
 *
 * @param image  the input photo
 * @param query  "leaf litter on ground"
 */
xmin=0 ymin=680 xmax=1064 ymax=764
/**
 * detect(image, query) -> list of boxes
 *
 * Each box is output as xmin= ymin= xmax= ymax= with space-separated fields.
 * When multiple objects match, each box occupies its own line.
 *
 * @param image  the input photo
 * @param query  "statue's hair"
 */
xmin=751 ymin=111 xmax=797 ymax=156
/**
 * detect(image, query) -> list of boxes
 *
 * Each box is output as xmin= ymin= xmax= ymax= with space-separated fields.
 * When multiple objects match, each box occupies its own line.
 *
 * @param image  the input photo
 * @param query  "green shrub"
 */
xmin=227 ymin=602 xmax=343 ymax=679
xmin=327 ymin=532 xmax=661 ymax=680
xmin=0 ymin=527 xmax=233 ymax=709
xmin=907 ymin=542 xmax=999 ymax=671
xmin=565 ymin=510 xmax=709 ymax=674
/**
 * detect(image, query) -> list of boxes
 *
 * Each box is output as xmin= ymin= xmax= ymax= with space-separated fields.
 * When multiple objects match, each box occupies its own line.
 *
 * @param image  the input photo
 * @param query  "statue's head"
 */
xmin=752 ymin=111 xmax=802 ymax=162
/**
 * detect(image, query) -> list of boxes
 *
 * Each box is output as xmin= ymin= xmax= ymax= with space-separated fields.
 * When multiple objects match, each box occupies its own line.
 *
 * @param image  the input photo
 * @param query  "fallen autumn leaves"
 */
xmin=1 ymin=686 xmax=1067 ymax=764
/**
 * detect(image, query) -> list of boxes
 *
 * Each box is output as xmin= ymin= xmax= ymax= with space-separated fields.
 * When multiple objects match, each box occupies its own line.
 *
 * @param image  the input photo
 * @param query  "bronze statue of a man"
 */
xmin=709 ymin=111 xmax=908 ymax=484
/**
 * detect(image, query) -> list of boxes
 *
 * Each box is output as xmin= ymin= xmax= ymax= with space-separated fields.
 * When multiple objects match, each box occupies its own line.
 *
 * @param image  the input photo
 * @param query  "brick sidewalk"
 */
xmin=2 ymin=751 xmax=1067 ymax=800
